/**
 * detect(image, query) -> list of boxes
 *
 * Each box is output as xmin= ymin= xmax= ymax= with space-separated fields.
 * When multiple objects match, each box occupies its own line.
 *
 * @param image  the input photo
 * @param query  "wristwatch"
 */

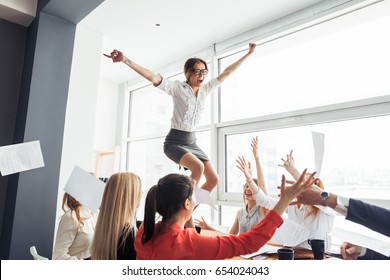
xmin=320 ymin=191 xmax=330 ymax=205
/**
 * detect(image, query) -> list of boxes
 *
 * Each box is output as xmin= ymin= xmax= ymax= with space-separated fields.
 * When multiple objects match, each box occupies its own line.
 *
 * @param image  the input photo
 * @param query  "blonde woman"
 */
xmin=195 ymin=137 xmax=268 ymax=234
xmin=53 ymin=193 xmax=98 ymax=260
xmin=91 ymin=172 xmax=142 ymax=260
xmin=237 ymin=151 xmax=335 ymax=250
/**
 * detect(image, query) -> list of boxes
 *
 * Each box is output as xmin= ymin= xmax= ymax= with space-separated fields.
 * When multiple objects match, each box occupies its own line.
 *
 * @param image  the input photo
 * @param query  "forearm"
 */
xmin=217 ymin=52 xmax=252 ymax=82
xmin=254 ymin=156 xmax=267 ymax=194
xmin=251 ymin=184 xmax=277 ymax=209
xmin=123 ymin=57 xmax=161 ymax=85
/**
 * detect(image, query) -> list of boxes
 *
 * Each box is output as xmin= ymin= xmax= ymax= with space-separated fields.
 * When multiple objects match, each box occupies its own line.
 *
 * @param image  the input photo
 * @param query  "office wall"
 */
xmin=56 ymin=25 xmax=104 ymax=231
xmin=0 ymin=18 xmax=26 ymax=249
xmin=0 ymin=0 xmax=105 ymax=260
xmin=93 ymin=79 xmax=119 ymax=177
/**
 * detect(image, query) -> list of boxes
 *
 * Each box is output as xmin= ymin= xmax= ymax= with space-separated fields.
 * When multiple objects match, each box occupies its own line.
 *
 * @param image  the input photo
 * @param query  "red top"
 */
xmin=135 ymin=210 xmax=283 ymax=260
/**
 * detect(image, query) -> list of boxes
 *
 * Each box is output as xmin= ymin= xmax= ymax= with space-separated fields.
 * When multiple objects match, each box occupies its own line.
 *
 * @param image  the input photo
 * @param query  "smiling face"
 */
xmin=243 ymin=184 xmax=255 ymax=201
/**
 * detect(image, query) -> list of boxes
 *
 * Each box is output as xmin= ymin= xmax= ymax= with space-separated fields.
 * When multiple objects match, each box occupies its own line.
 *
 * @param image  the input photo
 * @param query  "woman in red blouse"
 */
xmin=135 ymin=171 xmax=317 ymax=260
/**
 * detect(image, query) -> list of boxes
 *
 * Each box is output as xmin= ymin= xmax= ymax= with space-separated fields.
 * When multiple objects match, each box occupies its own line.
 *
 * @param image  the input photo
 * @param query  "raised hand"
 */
xmin=248 ymin=43 xmax=257 ymax=54
xmin=278 ymin=150 xmax=300 ymax=180
xmin=281 ymin=170 xmax=317 ymax=202
xmin=103 ymin=49 xmax=125 ymax=63
xmin=194 ymin=216 xmax=209 ymax=230
xmin=236 ymin=156 xmax=252 ymax=182
xmin=251 ymin=136 xmax=259 ymax=159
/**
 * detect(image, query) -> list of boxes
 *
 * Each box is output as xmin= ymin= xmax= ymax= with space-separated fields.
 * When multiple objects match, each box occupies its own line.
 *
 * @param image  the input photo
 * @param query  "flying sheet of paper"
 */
xmin=241 ymin=243 xmax=280 ymax=259
xmin=270 ymin=217 xmax=311 ymax=247
xmin=333 ymin=227 xmax=390 ymax=257
xmin=0 ymin=141 xmax=45 ymax=176
xmin=194 ymin=187 xmax=217 ymax=211
xmin=312 ymin=131 xmax=325 ymax=176
xmin=64 ymin=166 xmax=106 ymax=212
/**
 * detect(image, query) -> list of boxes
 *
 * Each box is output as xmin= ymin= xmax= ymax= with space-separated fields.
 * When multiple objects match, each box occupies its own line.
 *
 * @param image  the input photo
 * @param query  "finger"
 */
xmin=103 ymin=53 xmax=112 ymax=58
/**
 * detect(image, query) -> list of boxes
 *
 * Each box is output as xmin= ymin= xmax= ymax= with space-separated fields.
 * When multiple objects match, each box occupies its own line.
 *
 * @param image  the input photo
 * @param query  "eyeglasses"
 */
xmin=191 ymin=69 xmax=208 ymax=75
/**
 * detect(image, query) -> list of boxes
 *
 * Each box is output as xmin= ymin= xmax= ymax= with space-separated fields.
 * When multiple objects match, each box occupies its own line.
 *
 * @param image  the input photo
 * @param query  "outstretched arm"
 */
xmin=236 ymin=156 xmax=275 ymax=209
xmin=251 ymin=136 xmax=267 ymax=194
xmin=278 ymin=150 xmax=301 ymax=180
xmin=217 ymin=43 xmax=256 ymax=83
xmin=272 ymin=170 xmax=317 ymax=216
xmin=104 ymin=49 xmax=162 ymax=86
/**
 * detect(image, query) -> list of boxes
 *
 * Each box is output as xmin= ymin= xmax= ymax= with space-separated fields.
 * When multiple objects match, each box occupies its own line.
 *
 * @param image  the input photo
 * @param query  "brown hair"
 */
xmin=183 ymin=58 xmax=208 ymax=82
xmin=62 ymin=193 xmax=86 ymax=227
xmin=304 ymin=179 xmax=325 ymax=220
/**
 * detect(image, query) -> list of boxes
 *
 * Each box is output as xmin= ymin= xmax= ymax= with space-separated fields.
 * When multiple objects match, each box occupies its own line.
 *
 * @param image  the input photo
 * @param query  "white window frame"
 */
xmin=217 ymin=95 xmax=390 ymax=205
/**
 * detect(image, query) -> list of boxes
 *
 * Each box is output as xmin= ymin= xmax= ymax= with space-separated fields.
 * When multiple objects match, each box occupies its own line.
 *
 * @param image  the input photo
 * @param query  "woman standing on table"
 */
xmin=104 ymin=43 xmax=256 ymax=193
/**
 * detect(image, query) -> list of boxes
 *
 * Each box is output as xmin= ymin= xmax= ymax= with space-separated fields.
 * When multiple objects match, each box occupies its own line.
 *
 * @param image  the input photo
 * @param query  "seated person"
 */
xmin=195 ymin=137 xmax=268 ymax=234
xmin=135 ymin=171 xmax=317 ymax=259
xmin=53 ymin=192 xmax=98 ymax=260
xmin=237 ymin=150 xmax=335 ymax=250
xmin=91 ymin=172 xmax=142 ymax=260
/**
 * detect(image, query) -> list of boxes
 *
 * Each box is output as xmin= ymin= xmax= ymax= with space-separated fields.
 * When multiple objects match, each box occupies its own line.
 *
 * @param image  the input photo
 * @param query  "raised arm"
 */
xmin=104 ymin=49 xmax=162 ymax=86
xmin=217 ymin=43 xmax=256 ymax=83
xmin=251 ymin=136 xmax=267 ymax=194
xmin=236 ymin=156 xmax=275 ymax=209
xmin=278 ymin=150 xmax=301 ymax=180
xmin=272 ymin=170 xmax=317 ymax=216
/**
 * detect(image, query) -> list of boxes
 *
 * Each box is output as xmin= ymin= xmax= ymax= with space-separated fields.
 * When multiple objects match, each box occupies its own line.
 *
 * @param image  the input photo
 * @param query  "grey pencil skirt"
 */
xmin=163 ymin=128 xmax=209 ymax=165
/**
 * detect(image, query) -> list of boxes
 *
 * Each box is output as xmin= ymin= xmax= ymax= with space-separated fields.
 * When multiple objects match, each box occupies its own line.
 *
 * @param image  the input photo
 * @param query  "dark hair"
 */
xmin=141 ymin=174 xmax=194 ymax=244
xmin=184 ymin=58 xmax=207 ymax=82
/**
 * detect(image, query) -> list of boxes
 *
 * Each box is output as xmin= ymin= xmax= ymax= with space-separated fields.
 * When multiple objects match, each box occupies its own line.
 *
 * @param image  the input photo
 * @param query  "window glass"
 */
xmin=225 ymin=115 xmax=390 ymax=200
xmin=220 ymin=13 xmax=390 ymax=122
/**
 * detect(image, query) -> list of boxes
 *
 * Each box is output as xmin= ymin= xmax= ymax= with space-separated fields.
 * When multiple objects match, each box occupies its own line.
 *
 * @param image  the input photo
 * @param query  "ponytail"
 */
xmin=141 ymin=174 xmax=194 ymax=245
xmin=141 ymin=185 xmax=158 ymax=244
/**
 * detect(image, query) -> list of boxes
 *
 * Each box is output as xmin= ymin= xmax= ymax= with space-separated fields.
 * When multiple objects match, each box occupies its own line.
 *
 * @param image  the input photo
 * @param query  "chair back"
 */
xmin=30 ymin=246 xmax=49 ymax=260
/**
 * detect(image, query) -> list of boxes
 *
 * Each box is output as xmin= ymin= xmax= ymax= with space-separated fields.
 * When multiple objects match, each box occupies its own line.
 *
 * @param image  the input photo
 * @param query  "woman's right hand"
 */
xmin=236 ymin=156 xmax=252 ymax=181
xmin=194 ymin=216 xmax=209 ymax=230
xmin=278 ymin=150 xmax=299 ymax=175
xmin=103 ymin=49 xmax=125 ymax=63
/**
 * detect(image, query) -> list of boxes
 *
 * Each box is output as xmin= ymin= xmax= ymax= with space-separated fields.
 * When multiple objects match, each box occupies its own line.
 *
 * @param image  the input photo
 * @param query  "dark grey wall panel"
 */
xmin=0 ymin=19 xmax=27 ymax=258
xmin=8 ymin=12 xmax=76 ymax=260
xmin=0 ymin=0 xmax=106 ymax=259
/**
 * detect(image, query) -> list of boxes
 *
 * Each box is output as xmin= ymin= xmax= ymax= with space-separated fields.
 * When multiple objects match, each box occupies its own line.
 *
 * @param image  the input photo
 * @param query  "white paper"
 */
xmin=241 ymin=243 xmax=280 ymax=259
xmin=0 ymin=141 xmax=45 ymax=176
xmin=64 ymin=166 xmax=106 ymax=212
xmin=312 ymin=131 xmax=325 ymax=176
xmin=270 ymin=217 xmax=311 ymax=246
xmin=333 ymin=227 xmax=390 ymax=257
xmin=194 ymin=187 xmax=217 ymax=210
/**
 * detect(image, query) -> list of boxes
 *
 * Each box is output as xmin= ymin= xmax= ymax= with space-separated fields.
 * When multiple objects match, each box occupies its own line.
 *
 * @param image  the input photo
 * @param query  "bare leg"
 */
xmin=179 ymin=153 xmax=205 ymax=229
xmin=179 ymin=152 xmax=204 ymax=186
xmin=201 ymin=160 xmax=219 ymax=192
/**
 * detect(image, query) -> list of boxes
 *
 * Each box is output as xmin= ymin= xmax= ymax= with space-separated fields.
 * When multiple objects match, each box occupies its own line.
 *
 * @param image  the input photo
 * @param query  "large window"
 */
xmin=124 ymin=1 xmax=390 ymax=235
xmin=220 ymin=110 xmax=390 ymax=206
xmin=219 ymin=6 xmax=390 ymax=122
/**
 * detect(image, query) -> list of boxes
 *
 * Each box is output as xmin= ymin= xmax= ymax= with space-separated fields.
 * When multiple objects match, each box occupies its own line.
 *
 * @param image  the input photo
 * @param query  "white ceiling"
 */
xmin=80 ymin=0 xmax=322 ymax=83
xmin=1 ymin=0 xmax=324 ymax=83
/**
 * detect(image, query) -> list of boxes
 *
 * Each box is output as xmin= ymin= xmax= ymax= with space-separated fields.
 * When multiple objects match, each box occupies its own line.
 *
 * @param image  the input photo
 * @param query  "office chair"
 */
xmin=30 ymin=246 xmax=49 ymax=260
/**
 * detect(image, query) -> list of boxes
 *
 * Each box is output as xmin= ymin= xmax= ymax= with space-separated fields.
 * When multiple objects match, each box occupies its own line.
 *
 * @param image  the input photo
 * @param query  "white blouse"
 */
xmin=253 ymin=191 xmax=335 ymax=250
xmin=157 ymin=77 xmax=221 ymax=132
xmin=53 ymin=209 xmax=98 ymax=260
